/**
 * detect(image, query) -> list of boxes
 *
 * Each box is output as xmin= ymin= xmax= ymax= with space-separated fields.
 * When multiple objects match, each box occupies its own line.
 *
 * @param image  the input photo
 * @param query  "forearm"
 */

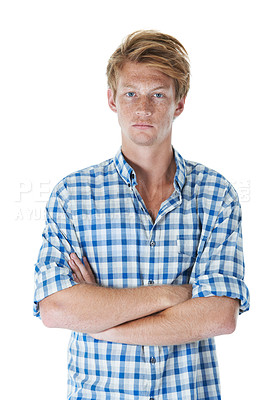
xmin=92 ymin=296 xmax=239 ymax=346
xmin=40 ymin=283 xmax=192 ymax=333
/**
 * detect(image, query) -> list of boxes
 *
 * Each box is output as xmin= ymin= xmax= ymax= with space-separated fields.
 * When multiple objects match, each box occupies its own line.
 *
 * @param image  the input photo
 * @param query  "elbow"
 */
xmin=206 ymin=312 xmax=237 ymax=339
xmin=204 ymin=314 xmax=236 ymax=340
xmin=219 ymin=300 xmax=239 ymax=336
xmin=205 ymin=298 xmax=239 ymax=338
xmin=222 ymin=314 xmax=237 ymax=335
xmin=39 ymin=297 xmax=60 ymax=328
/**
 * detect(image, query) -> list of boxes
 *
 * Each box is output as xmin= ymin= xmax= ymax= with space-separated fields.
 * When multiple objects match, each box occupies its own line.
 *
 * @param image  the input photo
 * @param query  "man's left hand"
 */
xmin=68 ymin=253 xmax=97 ymax=285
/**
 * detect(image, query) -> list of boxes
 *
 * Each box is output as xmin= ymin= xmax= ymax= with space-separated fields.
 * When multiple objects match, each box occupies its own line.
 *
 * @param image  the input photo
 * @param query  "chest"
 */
xmin=72 ymin=187 xmax=200 ymax=288
xmin=137 ymin=183 xmax=175 ymax=223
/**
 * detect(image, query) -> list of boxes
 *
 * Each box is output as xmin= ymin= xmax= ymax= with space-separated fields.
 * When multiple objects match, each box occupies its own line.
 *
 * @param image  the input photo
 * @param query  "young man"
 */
xmin=34 ymin=30 xmax=250 ymax=399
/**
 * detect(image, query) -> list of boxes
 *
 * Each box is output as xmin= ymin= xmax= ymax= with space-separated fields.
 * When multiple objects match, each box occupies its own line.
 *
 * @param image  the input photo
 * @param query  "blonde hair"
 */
xmin=106 ymin=30 xmax=190 ymax=102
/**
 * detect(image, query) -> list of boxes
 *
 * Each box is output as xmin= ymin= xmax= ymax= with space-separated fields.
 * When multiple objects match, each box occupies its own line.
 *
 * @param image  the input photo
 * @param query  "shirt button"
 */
xmin=148 ymin=279 xmax=154 ymax=285
xmin=150 ymin=240 xmax=156 ymax=247
xmin=150 ymin=357 xmax=156 ymax=364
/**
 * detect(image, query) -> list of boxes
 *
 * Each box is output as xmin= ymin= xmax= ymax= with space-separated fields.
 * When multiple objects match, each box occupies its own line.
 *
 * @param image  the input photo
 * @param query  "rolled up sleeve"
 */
xmin=33 ymin=182 xmax=81 ymax=318
xmin=190 ymin=185 xmax=250 ymax=314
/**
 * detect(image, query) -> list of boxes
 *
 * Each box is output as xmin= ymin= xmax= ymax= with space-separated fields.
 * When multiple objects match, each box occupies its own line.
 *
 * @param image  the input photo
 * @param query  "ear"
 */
xmin=107 ymin=89 xmax=117 ymax=113
xmin=174 ymin=96 xmax=186 ymax=118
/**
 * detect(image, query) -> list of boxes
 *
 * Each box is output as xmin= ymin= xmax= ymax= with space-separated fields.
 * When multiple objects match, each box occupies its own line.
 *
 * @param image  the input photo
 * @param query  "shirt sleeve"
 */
xmin=190 ymin=183 xmax=250 ymax=314
xmin=33 ymin=181 xmax=81 ymax=319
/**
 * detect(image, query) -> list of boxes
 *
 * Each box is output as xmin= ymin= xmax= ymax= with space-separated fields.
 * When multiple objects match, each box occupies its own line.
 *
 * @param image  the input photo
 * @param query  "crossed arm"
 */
xmin=39 ymin=253 xmax=239 ymax=346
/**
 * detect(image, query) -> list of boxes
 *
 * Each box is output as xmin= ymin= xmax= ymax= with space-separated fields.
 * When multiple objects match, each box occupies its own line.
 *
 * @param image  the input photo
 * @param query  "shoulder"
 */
xmin=184 ymin=158 xmax=239 ymax=206
xmin=48 ymin=157 xmax=115 ymax=203
xmin=182 ymin=158 xmax=242 ymax=235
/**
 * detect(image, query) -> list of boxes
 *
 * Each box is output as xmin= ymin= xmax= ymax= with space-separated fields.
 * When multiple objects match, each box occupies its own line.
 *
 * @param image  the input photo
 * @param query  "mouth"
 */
xmin=132 ymin=123 xmax=154 ymax=129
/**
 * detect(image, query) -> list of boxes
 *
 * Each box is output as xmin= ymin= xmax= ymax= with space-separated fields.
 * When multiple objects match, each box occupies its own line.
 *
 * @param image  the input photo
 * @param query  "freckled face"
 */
xmin=107 ymin=62 xmax=185 ymax=147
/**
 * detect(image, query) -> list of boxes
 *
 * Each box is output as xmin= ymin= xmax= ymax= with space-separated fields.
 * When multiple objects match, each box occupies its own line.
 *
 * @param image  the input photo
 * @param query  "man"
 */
xmin=34 ymin=30 xmax=250 ymax=399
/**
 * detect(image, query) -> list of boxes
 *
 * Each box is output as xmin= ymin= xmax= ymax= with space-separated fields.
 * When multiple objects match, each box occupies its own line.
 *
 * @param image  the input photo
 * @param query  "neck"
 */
xmin=121 ymin=142 xmax=176 ymax=188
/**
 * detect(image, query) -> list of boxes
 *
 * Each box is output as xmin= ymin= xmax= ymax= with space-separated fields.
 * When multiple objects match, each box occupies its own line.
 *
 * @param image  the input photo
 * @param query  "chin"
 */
xmin=131 ymin=138 xmax=158 ymax=147
xmin=128 ymin=132 xmax=158 ymax=146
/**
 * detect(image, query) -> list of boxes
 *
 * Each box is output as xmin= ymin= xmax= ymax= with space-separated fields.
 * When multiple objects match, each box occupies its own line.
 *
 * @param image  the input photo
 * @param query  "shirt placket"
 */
xmin=140 ymin=344 xmax=163 ymax=400
xmin=127 ymin=176 xmax=185 ymax=399
xmin=130 ymin=191 xmax=179 ymax=400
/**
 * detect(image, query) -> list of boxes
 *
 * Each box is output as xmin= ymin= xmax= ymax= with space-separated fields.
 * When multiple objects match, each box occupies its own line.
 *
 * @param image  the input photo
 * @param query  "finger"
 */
xmin=68 ymin=259 xmax=84 ymax=283
xmin=70 ymin=253 xmax=96 ymax=284
xmin=72 ymin=272 xmax=80 ymax=283
xmin=82 ymin=256 xmax=97 ymax=284
xmin=70 ymin=253 xmax=89 ymax=281
xmin=83 ymin=256 xmax=90 ymax=268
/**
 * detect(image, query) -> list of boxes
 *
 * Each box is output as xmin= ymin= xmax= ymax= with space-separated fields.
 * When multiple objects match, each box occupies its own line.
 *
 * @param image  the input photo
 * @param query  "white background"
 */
xmin=1 ymin=0 xmax=264 ymax=398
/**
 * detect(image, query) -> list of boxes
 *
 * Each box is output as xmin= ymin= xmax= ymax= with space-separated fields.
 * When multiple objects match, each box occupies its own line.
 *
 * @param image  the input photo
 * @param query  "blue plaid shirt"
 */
xmin=34 ymin=147 xmax=250 ymax=400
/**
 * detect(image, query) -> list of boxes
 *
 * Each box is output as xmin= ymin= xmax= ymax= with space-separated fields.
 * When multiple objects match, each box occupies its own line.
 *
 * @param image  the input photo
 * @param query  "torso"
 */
xmin=137 ymin=183 xmax=175 ymax=223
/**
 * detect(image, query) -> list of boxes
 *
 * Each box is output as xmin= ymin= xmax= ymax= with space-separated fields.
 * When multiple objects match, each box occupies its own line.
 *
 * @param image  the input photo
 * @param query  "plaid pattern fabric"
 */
xmin=33 ymin=147 xmax=250 ymax=400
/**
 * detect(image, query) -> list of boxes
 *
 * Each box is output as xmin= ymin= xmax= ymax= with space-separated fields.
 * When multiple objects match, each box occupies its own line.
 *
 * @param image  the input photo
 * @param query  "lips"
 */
xmin=132 ymin=123 xmax=154 ymax=129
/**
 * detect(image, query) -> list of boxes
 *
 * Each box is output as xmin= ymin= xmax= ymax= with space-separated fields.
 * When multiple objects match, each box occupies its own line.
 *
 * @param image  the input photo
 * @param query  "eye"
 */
xmin=154 ymin=93 xmax=164 ymax=98
xmin=126 ymin=92 xmax=135 ymax=97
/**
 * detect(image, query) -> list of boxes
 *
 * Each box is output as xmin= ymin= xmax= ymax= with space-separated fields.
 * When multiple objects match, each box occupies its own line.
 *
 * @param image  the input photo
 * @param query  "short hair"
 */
xmin=106 ymin=30 xmax=190 ymax=102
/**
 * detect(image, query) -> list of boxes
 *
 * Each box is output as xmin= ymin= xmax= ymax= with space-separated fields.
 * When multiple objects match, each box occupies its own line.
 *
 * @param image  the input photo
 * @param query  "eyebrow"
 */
xmin=121 ymin=84 xmax=171 ymax=91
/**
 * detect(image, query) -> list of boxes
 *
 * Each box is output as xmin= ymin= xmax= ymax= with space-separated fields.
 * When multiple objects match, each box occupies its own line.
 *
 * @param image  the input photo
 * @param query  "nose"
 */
xmin=135 ymin=97 xmax=152 ymax=117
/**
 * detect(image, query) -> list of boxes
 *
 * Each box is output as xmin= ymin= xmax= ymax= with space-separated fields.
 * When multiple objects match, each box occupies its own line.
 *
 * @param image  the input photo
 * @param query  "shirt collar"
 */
xmin=113 ymin=147 xmax=137 ymax=187
xmin=113 ymin=146 xmax=186 ymax=192
xmin=172 ymin=147 xmax=186 ymax=192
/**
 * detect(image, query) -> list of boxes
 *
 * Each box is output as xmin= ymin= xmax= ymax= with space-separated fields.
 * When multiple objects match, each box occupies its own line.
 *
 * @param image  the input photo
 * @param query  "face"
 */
xmin=107 ymin=61 xmax=185 ymax=148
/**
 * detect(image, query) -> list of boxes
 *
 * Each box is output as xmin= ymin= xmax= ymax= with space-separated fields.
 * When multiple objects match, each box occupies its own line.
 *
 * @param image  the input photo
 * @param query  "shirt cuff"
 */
xmin=191 ymin=273 xmax=250 ymax=314
xmin=33 ymin=262 xmax=78 ymax=318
